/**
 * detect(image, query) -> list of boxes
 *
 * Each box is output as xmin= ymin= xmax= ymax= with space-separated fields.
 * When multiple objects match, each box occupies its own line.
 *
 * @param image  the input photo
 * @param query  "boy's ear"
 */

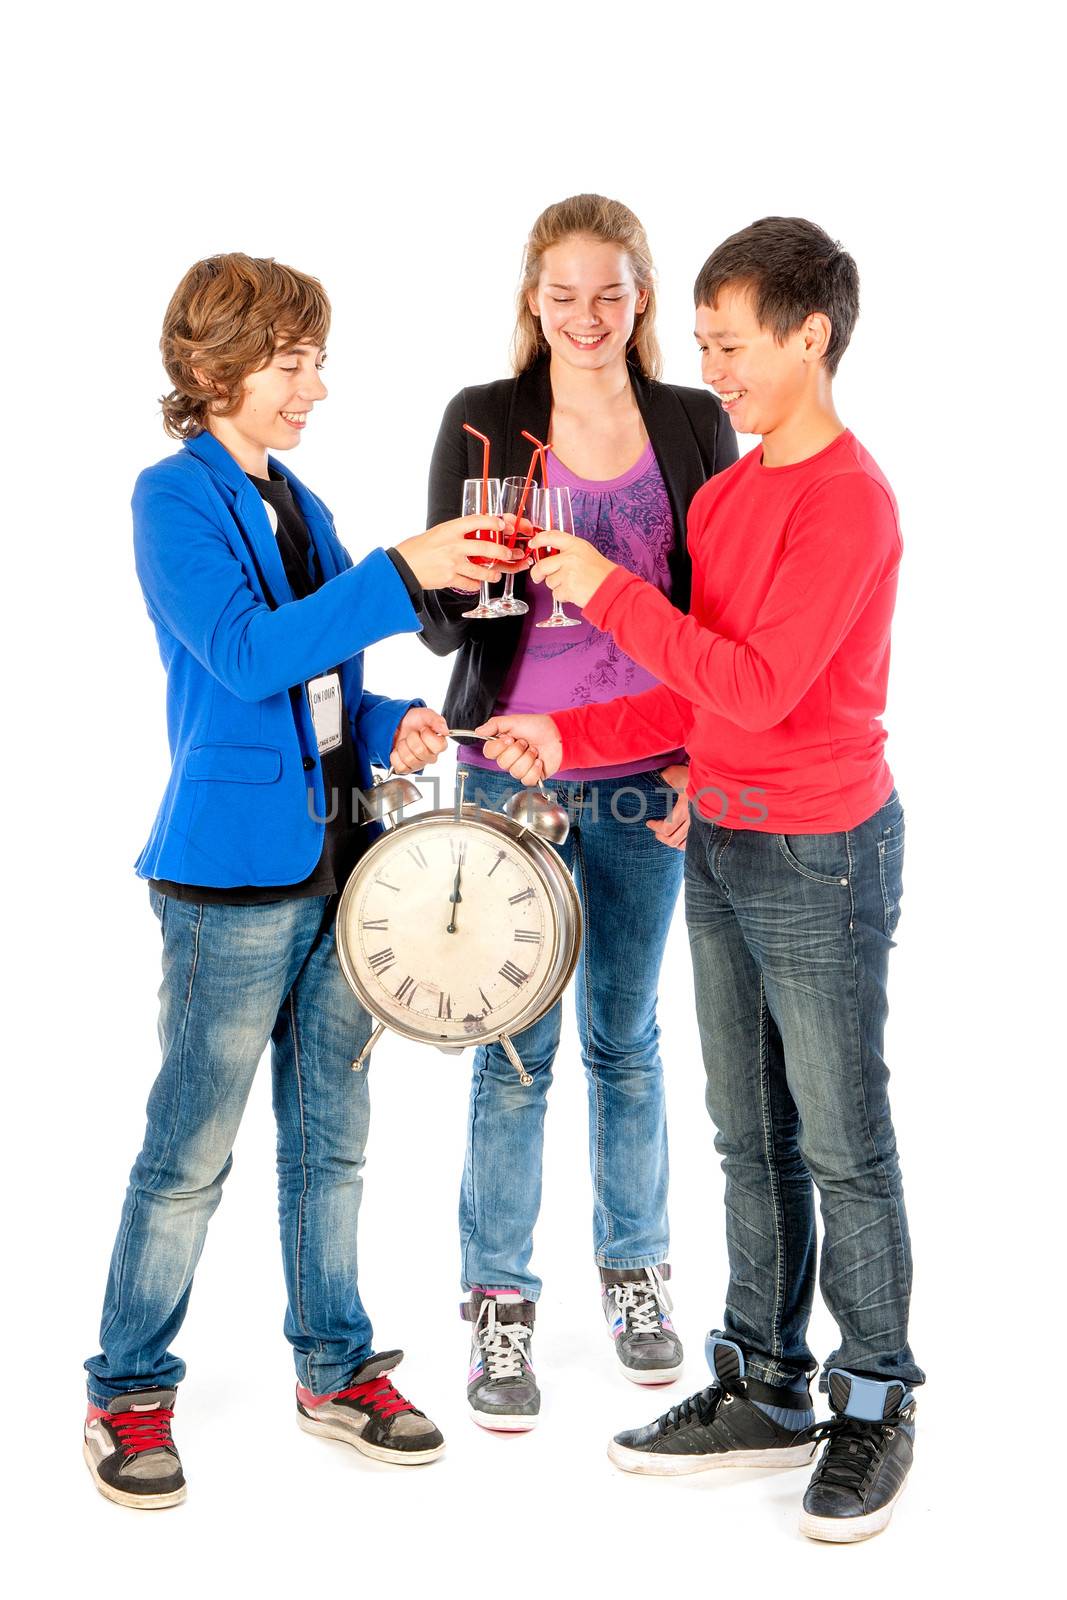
xmin=802 ymin=312 xmax=833 ymax=364
xmin=192 ymin=366 xmax=229 ymax=408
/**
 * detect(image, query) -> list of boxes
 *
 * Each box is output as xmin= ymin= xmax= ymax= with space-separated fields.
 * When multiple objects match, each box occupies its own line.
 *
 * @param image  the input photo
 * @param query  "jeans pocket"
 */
xmin=775 ymin=832 xmax=851 ymax=887
xmin=877 ymin=817 xmax=905 ymax=938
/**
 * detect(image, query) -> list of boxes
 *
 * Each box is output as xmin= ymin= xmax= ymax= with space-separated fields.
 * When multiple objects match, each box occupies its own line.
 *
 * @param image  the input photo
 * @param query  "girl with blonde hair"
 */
xmin=420 ymin=195 xmax=737 ymax=1430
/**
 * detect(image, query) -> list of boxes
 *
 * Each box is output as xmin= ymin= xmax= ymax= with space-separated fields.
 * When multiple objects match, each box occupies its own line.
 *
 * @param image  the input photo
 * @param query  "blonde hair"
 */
xmin=510 ymin=194 xmax=662 ymax=379
xmin=159 ymin=253 xmax=330 ymax=439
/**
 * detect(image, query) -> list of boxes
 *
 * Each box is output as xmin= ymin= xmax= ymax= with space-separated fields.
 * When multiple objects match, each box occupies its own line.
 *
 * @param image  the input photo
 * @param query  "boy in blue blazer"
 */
xmin=83 ymin=254 xmax=518 ymax=1508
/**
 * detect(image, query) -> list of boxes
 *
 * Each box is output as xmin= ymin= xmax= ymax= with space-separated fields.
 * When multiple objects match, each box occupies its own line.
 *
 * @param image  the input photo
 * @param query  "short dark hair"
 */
xmin=693 ymin=218 xmax=859 ymax=375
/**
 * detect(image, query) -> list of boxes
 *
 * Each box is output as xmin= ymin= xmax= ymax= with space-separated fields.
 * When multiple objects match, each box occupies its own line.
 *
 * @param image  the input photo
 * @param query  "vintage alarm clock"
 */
xmin=335 ymin=734 xmax=583 ymax=1085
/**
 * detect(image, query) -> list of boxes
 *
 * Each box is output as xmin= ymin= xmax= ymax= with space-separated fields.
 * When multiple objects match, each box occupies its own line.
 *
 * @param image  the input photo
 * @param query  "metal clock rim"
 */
xmin=334 ymin=808 xmax=583 ymax=1051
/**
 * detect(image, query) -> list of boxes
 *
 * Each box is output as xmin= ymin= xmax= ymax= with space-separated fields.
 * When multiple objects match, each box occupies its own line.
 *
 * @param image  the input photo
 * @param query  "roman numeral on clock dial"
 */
xmin=368 ymin=947 xmax=395 ymax=974
xmin=395 ymin=975 xmax=416 ymax=1007
xmin=508 ymin=888 xmax=535 ymax=905
xmin=514 ymin=929 xmax=541 ymax=944
xmin=499 ymin=960 xmax=528 ymax=988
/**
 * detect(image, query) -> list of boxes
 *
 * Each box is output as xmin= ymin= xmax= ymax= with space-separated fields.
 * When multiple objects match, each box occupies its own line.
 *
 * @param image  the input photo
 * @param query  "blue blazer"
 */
xmin=132 ymin=430 xmax=423 ymax=887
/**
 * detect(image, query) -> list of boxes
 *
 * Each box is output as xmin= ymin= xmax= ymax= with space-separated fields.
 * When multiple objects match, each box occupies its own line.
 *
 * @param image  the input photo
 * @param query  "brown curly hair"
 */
xmin=511 ymin=195 xmax=662 ymax=380
xmin=159 ymin=254 xmax=331 ymax=439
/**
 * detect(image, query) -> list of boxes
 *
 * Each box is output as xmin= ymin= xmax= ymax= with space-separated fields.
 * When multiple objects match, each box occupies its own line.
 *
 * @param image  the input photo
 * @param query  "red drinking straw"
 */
xmin=521 ymin=430 xmax=555 ymax=550
xmin=463 ymin=421 xmax=492 ymax=515
xmin=520 ymin=429 xmax=549 ymax=497
xmin=507 ymin=444 xmax=542 ymax=551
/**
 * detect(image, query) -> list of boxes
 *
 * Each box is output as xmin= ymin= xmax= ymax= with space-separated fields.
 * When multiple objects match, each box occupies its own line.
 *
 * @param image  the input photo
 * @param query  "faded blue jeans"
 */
xmin=459 ymin=766 xmax=684 ymax=1299
xmin=684 ymin=789 xmax=924 ymax=1391
xmin=85 ymin=892 xmax=375 ymax=1405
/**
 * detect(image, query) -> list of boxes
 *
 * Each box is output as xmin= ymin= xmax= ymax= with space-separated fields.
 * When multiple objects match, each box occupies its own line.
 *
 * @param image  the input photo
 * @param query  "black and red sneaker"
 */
xmin=83 ymin=1388 xmax=186 ymax=1509
xmin=296 ymin=1351 xmax=445 ymax=1465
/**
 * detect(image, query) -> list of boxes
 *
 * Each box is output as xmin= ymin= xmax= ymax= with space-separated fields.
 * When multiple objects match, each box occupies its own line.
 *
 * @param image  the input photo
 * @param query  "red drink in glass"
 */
xmin=464 ymin=525 xmax=504 ymax=566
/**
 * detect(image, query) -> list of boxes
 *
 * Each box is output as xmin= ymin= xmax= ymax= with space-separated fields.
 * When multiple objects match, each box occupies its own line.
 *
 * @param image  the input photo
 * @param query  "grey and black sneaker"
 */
xmin=83 ymin=1388 xmax=186 ymax=1509
xmin=296 ymin=1351 xmax=445 ymax=1464
xmin=800 ymin=1369 xmax=916 ymax=1543
xmin=463 ymin=1289 xmax=540 ymax=1431
xmin=601 ymin=1265 xmax=683 ymax=1384
xmin=608 ymin=1335 xmax=817 ymax=1475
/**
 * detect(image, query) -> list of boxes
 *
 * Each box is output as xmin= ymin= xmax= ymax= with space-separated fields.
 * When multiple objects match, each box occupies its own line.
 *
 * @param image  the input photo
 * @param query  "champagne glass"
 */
xmin=497 ymin=476 xmax=535 ymax=616
xmin=532 ymin=484 xmax=581 ymax=629
xmin=460 ymin=477 xmax=506 ymax=620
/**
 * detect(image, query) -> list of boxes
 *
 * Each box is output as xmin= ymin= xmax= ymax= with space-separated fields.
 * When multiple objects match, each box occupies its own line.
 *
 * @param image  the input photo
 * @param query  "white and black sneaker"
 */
xmin=608 ymin=1336 xmax=817 ymax=1475
xmin=463 ymin=1289 xmax=539 ymax=1431
xmin=800 ymin=1369 xmax=916 ymax=1543
xmin=83 ymin=1388 xmax=186 ymax=1509
xmin=296 ymin=1351 xmax=445 ymax=1465
xmin=601 ymin=1265 xmax=683 ymax=1384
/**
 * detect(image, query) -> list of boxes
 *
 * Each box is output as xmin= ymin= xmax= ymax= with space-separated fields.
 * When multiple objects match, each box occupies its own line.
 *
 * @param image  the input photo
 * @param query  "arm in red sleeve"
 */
xmin=583 ymin=474 xmax=902 ymax=733
xmin=553 ymin=682 xmax=693 ymax=770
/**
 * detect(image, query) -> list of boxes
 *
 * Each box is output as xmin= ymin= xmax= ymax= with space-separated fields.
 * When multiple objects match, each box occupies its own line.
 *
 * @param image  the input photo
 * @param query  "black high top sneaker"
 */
xmin=463 ymin=1289 xmax=540 ymax=1431
xmin=608 ymin=1336 xmax=817 ymax=1475
xmin=296 ymin=1351 xmax=445 ymax=1464
xmin=600 ymin=1265 xmax=684 ymax=1384
xmin=800 ymin=1369 xmax=916 ymax=1543
xmin=83 ymin=1389 xmax=186 ymax=1509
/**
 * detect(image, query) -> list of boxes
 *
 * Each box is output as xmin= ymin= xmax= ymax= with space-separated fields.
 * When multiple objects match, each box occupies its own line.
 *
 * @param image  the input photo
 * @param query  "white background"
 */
xmin=4 ymin=2 xmax=1059 ymax=1594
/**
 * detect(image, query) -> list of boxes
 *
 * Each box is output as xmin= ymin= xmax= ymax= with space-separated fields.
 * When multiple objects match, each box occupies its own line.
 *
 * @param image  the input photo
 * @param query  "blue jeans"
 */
xmin=85 ymin=893 xmax=375 ymax=1405
xmin=684 ymin=789 xmax=924 ymax=1391
xmin=459 ymin=766 xmax=684 ymax=1298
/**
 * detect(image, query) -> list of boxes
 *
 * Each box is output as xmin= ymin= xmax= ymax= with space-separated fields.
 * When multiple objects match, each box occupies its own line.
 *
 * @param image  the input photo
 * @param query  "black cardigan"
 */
xmin=419 ymin=354 xmax=738 ymax=731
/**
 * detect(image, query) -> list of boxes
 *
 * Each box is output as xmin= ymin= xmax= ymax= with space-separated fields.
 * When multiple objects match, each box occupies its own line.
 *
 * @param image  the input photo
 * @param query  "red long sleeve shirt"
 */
xmin=553 ymin=430 xmax=902 ymax=832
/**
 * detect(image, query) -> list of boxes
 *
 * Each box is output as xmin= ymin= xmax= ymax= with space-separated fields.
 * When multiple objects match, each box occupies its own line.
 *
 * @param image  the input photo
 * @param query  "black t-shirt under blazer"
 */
xmin=419 ymin=353 xmax=738 ymax=732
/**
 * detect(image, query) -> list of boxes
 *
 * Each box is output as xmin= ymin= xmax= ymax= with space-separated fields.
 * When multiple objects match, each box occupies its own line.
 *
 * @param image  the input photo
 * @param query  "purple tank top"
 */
xmin=460 ymin=442 xmax=687 ymax=781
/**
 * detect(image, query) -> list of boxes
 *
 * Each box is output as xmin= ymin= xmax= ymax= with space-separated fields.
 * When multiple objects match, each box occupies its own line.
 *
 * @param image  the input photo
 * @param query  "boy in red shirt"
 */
xmin=478 ymin=217 xmax=922 ymax=1544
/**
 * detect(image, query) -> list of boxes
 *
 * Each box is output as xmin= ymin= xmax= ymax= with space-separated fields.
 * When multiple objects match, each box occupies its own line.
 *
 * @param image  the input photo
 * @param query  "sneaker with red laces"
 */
xmin=296 ymin=1351 xmax=445 ymax=1464
xmin=83 ymin=1388 xmax=187 ymax=1509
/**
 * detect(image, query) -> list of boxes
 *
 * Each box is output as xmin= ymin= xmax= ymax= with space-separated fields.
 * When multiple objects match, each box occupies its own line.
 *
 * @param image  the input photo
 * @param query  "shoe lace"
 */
xmin=657 ymin=1382 xmax=735 ymax=1434
xmin=807 ymin=1416 xmax=892 ymax=1493
xmin=611 ymin=1268 xmax=672 ymax=1337
xmin=112 ymin=1406 xmax=175 ymax=1456
xmin=335 ymin=1374 xmax=414 ymax=1419
xmin=477 ymin=1300 xmax=533 ymax=1381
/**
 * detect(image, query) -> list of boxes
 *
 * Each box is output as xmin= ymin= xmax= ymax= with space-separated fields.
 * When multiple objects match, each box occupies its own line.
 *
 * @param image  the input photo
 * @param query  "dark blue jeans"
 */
xmin=684 ymin=790 xmax=924 ymax=1391
xmin=458 ymin=766 xmax=684 ymax=1297
xmin=85 ymin=893 xmax=375 ymax=1405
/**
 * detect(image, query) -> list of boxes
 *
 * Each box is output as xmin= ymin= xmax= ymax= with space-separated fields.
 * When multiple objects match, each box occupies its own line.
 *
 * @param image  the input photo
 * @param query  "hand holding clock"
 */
xmin=475 ymin=714 xmax=564 ymax=786
xmin=390 ymin=707 xmax=451 ymax=775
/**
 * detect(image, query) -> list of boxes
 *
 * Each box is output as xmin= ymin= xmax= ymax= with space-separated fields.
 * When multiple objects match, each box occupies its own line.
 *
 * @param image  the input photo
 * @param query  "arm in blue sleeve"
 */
xmin=133 ymin=469 xmax=422 ymax=703
xmin=353 ymin=691 xmax=426 ymax=771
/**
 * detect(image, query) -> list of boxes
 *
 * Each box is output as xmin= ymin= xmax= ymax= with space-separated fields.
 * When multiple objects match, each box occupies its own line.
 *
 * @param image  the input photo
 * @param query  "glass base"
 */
xmin=496 ymin=598 xmax=529 ymax=616
xmin=462 ymin=601 xmax=509 ymax=619
xmin=535 ymin=609 xmax=581 ymax=628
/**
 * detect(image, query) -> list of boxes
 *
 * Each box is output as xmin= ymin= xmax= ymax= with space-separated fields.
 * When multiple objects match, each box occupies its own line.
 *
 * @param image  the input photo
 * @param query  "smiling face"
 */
xmin=528 ymin=237 xmax=648 ymax=375
xmin=695 ymin=285 xmax=829 ymax=439
xmin=207 ymin=339 xmax=328 ymax=475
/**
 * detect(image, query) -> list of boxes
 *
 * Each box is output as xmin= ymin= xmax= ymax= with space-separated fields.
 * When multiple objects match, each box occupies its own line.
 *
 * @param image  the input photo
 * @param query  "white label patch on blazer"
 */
xmin=307 ymin=673 xmax=342 ymax=754
xmin=262 ymin=500 xmax=280 ymax=534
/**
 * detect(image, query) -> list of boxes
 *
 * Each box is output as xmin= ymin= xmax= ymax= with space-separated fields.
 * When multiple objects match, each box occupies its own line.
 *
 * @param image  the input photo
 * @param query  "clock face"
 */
xmin=338 ymin=817 xmax=559 ymax=1044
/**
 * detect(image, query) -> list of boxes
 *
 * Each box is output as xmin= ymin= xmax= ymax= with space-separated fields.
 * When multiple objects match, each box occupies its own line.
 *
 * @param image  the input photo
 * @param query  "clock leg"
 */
xmin=497 ymin=1034 xmax=534 ymax=1088
xmin=351 ymin=1022 xmax=387 ymax=1072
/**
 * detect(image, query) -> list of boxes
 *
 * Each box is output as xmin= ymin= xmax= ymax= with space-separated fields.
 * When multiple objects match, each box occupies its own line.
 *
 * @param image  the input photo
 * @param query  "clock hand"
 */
xmin=446 ymin=862 xmax=463 ymax=934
